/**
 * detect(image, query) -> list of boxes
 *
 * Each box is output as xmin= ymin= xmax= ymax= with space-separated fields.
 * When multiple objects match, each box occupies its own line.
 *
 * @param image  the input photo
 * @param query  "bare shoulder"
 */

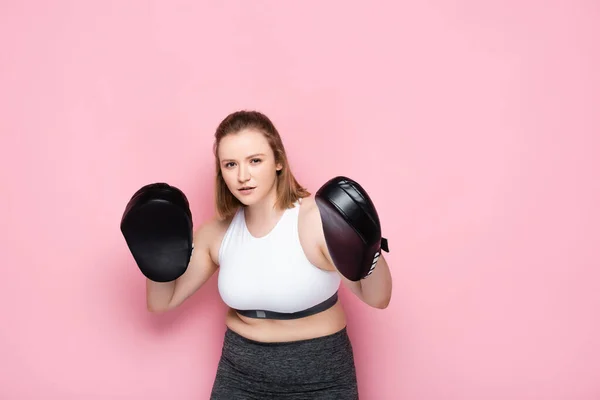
xmin=298 ymin=195 xmax=321 ymax=231
xmin=298 ymin=195 xmax=334 ymax=271
xmin=194 ymin=214 xmax=231 ymax=237
xmin=193 ymin=213 xmax=234 ymax=264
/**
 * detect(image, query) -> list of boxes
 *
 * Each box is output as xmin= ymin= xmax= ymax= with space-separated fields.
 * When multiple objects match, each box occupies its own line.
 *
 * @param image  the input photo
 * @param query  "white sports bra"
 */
xmin=217 ymin=200 xmax=341 ymax=319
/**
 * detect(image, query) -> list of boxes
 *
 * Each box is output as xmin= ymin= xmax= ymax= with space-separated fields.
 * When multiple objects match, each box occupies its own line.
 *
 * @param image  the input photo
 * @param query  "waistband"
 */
xmin=223 ymin=325 xmax=350 ymax=349
xmin=234 ymin=291 xmax=338 ymax=320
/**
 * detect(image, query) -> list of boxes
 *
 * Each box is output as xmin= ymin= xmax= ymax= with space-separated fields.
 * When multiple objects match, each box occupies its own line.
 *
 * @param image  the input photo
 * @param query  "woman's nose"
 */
xmin=238 ymin=166 xmax=250 ymax=182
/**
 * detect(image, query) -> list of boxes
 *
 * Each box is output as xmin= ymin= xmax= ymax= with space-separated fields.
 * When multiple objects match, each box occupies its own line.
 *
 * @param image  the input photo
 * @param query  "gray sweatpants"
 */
xmin=210 ymin=327 xmax=359 ymax=399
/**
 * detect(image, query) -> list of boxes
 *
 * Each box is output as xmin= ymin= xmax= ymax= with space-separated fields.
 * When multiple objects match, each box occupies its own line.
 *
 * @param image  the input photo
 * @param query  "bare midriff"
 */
xmin=224 ymin=300 xmax=347 ymax=343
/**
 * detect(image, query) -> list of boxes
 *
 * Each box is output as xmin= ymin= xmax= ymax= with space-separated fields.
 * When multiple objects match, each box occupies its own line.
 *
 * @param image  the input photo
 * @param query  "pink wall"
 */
xmin=1 ymin=1 xmax=599 ymax=399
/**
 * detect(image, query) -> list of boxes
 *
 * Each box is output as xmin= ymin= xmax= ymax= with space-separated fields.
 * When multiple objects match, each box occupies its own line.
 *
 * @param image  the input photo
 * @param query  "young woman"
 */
xmin=122 ymin=110 xmax=393 ymax=399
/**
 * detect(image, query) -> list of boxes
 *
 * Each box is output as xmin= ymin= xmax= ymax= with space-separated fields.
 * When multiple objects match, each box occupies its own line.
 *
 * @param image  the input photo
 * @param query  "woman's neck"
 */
xmin=244 ymin=187 xmax=282 ymax=226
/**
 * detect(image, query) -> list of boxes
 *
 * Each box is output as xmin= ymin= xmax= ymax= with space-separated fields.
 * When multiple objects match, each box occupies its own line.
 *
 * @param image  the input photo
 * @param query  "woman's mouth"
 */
xmin=238 ymin=186 xmax=256 ymax=195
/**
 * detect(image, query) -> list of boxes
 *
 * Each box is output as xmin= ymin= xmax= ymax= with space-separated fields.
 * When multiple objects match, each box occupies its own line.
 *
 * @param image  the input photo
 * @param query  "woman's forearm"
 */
xmin=146 ymin=280 xmax=176 ymax=312
xmin=357 ymin=254 xmax=392 ymax=309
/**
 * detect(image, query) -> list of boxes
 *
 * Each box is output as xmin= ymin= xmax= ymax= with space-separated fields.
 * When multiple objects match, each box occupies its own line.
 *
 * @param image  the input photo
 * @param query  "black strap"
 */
xmin=234 ymin=291 xmax=339 ymax=320
xmin=381 ymin=237 xmax=389 ymax=252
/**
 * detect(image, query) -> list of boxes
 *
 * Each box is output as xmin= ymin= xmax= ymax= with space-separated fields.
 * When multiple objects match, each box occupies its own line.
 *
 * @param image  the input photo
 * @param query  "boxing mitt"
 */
xmin=315 ymin=176 xmax=389 ymax=281
xmin=120 ymin=183 xmax=194 ymax=282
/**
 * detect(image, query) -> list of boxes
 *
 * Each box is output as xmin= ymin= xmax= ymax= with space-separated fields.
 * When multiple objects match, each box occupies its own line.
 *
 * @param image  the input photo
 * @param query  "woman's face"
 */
xmin=218 ymin=129 xmax=282 ymax=206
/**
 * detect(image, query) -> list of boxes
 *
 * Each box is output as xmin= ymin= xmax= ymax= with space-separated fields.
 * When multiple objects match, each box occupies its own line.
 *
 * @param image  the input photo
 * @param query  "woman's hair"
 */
xmin=213 ymin=110 xmax=310 ymax=219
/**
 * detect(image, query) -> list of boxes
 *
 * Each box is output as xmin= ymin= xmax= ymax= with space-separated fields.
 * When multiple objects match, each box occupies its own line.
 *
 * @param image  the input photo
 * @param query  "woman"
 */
xmin=143 ymin=110 xmax=392 ymax=399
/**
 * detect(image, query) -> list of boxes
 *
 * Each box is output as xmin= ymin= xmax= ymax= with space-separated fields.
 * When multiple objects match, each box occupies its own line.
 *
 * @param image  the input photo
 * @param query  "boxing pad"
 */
xmin=120 ymin=183 xmax=193 ymax=282
xmin=315 ymin=176 xmax=389 ymax=281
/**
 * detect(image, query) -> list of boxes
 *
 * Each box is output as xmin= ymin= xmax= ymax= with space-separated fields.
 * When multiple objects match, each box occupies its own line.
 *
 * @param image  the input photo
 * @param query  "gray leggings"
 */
xmin=210 ymin=327 xmax=359 ymax=399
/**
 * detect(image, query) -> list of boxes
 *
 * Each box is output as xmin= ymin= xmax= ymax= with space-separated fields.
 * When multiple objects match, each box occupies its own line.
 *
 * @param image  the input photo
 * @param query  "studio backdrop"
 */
xmin=1 ymin=1 xmax=599 ymax=399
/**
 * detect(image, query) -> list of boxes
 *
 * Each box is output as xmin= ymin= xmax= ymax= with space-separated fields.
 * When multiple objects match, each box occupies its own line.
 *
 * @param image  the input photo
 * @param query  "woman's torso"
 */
xmin=206 ymin=196 xmax=347 ymax=343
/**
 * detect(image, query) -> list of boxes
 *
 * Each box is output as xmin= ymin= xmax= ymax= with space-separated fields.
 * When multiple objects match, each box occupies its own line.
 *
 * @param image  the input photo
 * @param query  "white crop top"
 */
xmin=217 ymin=200 xmax=341 ymax=314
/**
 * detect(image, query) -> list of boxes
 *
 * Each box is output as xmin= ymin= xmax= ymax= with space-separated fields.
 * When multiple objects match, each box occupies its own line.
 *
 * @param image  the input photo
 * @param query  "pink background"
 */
xmin=1 ymin=1 xmax=599 ymax=399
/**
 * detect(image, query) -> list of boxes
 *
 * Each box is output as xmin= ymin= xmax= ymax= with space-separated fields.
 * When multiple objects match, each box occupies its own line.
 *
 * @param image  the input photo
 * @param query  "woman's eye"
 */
xmin=225 ymin=162 xmax=235 ymax=168
xmin=251 ymin=158 xmax=262 ymax=164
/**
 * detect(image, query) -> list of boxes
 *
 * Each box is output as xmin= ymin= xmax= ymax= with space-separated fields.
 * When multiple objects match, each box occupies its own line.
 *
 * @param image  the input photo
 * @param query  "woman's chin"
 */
xmin=233 ymin=186 xmax=271 ymax=206
xmin=234 ymin=193 xmax=257 ymax=206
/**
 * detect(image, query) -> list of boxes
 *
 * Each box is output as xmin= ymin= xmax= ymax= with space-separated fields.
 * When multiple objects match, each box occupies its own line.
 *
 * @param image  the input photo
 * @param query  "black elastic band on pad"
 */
xmin=381 ymin=237 xmax=389 ymax=253
xmin=234 ymin=292 xmax=339 ymax=320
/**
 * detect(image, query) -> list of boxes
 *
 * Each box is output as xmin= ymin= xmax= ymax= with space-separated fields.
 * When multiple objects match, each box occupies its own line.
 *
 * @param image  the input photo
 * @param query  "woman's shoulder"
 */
xmin=297 ymin=194 xmax=336 ymax=271
xmin=193 ymin=213 xmax=235 ymax=246
xmin=297 ymin=194 xmax=323 ymax=237
xmin=298 ymin=193 xmax=318 ymax=211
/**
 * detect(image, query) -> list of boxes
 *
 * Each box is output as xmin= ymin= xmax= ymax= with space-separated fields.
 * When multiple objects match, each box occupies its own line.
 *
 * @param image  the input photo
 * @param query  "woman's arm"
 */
xmin=304 ymin=197 xmax=393 ymax=309
xmin=146 ymin=218 xmax=219 ymax=313
xmin=335 ymin=253 xmax=392 ymax=309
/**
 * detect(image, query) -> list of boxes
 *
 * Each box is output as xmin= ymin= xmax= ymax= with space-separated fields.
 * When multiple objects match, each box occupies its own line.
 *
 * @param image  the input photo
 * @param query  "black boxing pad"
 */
xmin=315 ymin=176 xmax=389 ymax=281
xmin=120 ymin=183 xmax=193 ymax=282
